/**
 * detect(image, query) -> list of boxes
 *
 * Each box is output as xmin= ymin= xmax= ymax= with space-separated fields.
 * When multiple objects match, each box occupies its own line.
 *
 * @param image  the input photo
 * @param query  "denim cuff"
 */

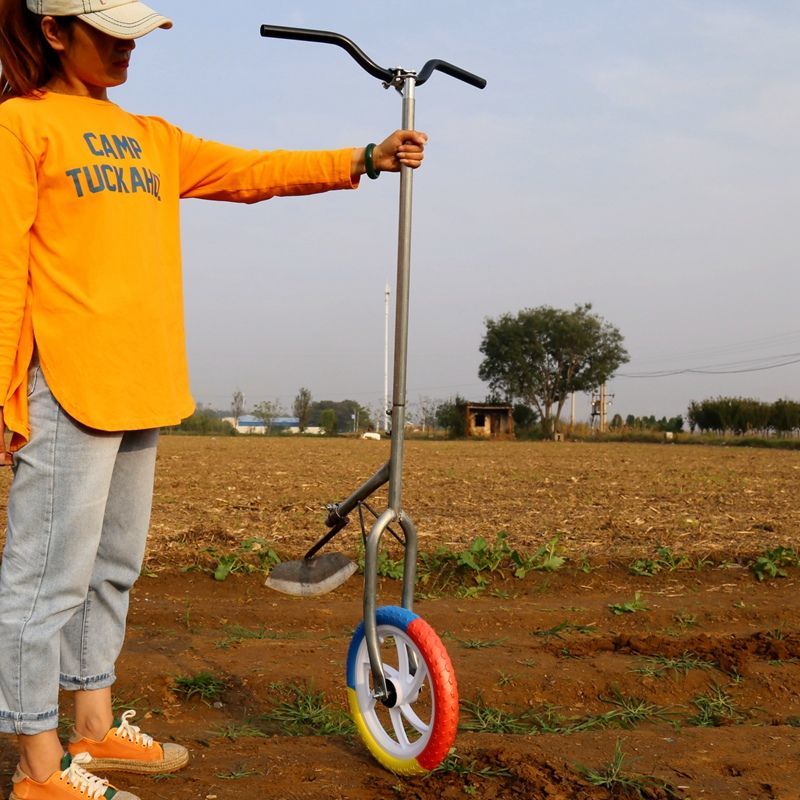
xmin=59 ymin=670 xmax=116 ymax=692
xmin=0 ymin=706 xmax=59 ymax=735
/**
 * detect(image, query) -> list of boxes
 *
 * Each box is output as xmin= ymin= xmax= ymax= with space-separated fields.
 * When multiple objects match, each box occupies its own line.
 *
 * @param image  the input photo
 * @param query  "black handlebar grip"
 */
xmin=260 ymin=24 xmax=394 ymax=83
xmin=416 ymin=59 xmax=487 ymax=89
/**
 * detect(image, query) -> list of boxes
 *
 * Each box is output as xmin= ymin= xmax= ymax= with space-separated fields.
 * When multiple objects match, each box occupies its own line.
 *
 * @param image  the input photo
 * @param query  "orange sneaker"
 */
xmin=67 ymin=711 xmax=188 ymax=775
xmin=10 ymin=752 xmax=139 ymax=800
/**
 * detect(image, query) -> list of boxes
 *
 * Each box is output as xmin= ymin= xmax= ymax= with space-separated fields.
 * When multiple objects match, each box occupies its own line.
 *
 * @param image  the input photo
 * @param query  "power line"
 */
xmin=619 ymin=351 xmax=800 ymax=378
xmin=629 ymin=328 xmax=800 ymax=367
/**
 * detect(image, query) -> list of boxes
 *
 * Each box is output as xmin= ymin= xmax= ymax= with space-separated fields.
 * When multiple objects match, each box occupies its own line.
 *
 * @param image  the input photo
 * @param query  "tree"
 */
xmin=174 ymin=406 xmax=236 ymax=436
xmin=231 ymin=388 xmax=245 ymax=426
xmin=308 ymin=399 xmax=371 ymax=433
xmin=479 ymin=304 xmax=629 ymax=436
xmin=293 ymin=387 xmax=312 ymax=432
xmin=319 ymin=408 xmax=338 ymax=435
xmin=252 ymin=399 xmax=282 ymax=434
xmin=415 ymin=396 xmax=441 ymax=433
xmin=436 ymin=395 xmax=467 ymax=437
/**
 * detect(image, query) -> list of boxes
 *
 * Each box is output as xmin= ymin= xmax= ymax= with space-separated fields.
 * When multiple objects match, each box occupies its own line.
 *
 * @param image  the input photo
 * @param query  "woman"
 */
xmin=0 ymin=2 xmax=427 ymax=798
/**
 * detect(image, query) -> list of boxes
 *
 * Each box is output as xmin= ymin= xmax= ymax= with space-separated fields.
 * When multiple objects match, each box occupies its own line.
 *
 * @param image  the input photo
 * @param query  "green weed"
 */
xmin=460 ymin=696 xmax=564 ymax=735
xmin=215 ymin=765 xmax=261 ymax=780
xmin=456 ymin=636 xmax=507 ymax=650
xmin=688 ymin=685 xmax=749 ymax=727
xmin=629 ymin=546 xmax=687 ymax=577
xmin=673 ymin=612 xmax=697 ymax=628
xmin=609 ymin=592 xmax=649 ymax=615
xmin=415 ymin=532 xmax=567 ymax=596
xmin=434 ymin=751 xmax=513 ymax=779
xmin=215 ymin=624 xmax=308 ymax=649
xmin=172 ymin=672 xmax=227 ymax=703
xmin=208 ymin=537 xmax=280 ymax=581
xmin=209 ymin=721 xmax=268 ymax=741
xmin=750 ymin=546 xmax=799 ymax=581
xmin=496 ymin=671 xmax=516 ymax=687
xmin=577 ymin=740 xmax=683 ymax=798
xmin=533 ymin=620 xmax=596 ymax=640
xmin=260 ymin=682 xmax=354 ymax=737
xmin=511 ymin=536 xmax=567 ymax=576
xmin=633 ymin=653 xmax=716 ymax=678
xmin=572 ymin=690 xmax=678 ymax=731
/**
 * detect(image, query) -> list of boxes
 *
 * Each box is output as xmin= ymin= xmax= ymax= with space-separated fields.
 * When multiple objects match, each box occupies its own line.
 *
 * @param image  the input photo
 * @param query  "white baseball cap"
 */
xmin=26 ymin=0 xmax=173 ymax=40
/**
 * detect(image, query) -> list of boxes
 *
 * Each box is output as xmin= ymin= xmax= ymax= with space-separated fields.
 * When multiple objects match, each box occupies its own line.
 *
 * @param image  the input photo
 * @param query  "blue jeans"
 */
xmin=0 ymin=363 xmax=158 ymax=735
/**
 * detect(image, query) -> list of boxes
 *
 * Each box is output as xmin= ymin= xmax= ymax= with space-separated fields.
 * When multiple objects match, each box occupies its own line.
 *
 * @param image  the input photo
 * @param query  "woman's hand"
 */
xmin=352 ymin=130 xmax=428 ymax=177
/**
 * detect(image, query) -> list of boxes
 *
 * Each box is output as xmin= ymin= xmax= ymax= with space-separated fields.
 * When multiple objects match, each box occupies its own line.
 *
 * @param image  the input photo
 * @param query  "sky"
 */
xmin=115 ymin=1 xmax=800 ymax=423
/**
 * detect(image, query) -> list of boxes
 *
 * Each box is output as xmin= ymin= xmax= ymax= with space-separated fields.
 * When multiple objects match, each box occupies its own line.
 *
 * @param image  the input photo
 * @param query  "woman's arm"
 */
xmin=0 ymin=125 xmax=36 ymax=425
xmin=175 ymin=124 xmax=428 ymax=202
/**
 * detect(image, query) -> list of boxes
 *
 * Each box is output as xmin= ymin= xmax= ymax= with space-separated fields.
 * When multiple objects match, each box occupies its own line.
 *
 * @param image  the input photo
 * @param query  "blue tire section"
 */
xmin=346 ymin=605 xmax=418 ymax=690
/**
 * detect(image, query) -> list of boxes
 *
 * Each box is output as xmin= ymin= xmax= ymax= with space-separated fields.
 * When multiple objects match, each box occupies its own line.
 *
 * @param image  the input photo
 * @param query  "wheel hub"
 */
xmin=379 ymin=678 xmax=398 ymax=708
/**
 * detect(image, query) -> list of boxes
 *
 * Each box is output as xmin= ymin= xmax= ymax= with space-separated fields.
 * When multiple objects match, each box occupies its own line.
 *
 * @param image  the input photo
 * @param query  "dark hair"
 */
xmin=0 ymin=1 xmax=75 ymax=103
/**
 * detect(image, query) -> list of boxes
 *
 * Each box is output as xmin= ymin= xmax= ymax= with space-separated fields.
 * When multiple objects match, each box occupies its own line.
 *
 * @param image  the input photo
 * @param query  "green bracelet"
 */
xmin=364 ymin=143 xmax=381 ymax=179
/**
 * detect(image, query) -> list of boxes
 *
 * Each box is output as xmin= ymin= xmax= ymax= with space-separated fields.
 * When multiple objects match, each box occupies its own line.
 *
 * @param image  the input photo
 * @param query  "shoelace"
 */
xmin=59 ymin=752 xmax=111 ymax=799
xmin=114 ymin=709 xmax=154 ymax=747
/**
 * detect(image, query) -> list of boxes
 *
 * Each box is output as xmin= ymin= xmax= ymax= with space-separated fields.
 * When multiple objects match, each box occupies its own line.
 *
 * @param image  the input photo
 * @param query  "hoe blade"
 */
xmin=265 ymin=552 xmax=357 ymax=597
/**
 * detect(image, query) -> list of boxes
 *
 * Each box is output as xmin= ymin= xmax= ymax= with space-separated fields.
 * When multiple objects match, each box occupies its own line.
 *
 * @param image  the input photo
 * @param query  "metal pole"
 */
xmin=388 ymin=74 xmax=416 ymax=512
xmin=383 ymin=283 xmax=390 ymax=433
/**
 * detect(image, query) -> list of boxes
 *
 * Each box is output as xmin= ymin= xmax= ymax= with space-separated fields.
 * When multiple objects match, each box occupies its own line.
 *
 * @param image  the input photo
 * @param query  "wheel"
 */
xmin=346 ymin=605 xmax=458 ymax=775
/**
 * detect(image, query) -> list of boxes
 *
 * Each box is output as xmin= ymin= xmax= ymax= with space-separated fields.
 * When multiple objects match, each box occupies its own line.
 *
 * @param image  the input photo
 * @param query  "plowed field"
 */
xmin=1 ymin=437 xmax=799 ymax=799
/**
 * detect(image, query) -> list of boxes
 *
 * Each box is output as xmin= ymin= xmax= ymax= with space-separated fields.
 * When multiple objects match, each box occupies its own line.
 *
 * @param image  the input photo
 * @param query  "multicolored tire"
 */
xmin=346 ymin=605 xmax=459 ymax=775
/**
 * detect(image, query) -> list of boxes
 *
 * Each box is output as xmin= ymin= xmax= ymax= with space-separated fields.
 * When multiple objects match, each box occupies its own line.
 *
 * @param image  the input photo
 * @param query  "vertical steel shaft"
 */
xmin=388 ymin=75 xmax=416 ymax=512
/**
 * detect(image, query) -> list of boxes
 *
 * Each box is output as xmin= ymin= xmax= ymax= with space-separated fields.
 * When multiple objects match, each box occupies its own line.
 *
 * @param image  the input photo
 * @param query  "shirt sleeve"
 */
xmin=0 ymin=124 xmax=36 ymax=401
xmin=176 ymin=128 xmax=360 ymax=203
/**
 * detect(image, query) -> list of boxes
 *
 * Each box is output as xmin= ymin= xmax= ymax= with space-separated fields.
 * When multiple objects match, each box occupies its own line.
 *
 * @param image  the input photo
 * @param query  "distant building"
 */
xmin=221 ymin=414 xmax=301 ymax=435
xmin=463 ymin=402 xmax=514 ymax=439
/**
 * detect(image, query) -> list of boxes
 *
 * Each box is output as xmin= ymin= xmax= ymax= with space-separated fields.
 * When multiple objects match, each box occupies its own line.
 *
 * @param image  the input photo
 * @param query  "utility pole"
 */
xmin=570 ymin=392 xmax=576 ymax=427
xmin=599 ymin=383 xmax=607 ymax=433
xmin=383 ymin=283 xmax=390 ymax=433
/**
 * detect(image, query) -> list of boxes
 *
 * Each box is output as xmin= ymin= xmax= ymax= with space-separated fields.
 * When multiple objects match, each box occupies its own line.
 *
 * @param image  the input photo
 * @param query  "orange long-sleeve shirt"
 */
xmin=0 ymin=91 xmax=358 ymax=447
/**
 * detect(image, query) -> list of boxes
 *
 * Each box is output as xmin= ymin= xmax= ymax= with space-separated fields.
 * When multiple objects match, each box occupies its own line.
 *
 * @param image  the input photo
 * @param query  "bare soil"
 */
xmin=1 ymin=437 xmax=799 ymax=799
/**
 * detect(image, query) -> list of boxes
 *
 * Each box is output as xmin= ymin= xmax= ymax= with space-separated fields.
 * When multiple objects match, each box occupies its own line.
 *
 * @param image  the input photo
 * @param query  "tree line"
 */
xmin=687 ymin=397 xmax=800 ymax=436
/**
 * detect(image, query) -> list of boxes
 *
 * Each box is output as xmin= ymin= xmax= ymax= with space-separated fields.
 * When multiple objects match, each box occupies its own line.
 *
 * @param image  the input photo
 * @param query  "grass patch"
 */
xmin=577 ymin=739 xmax=683 ymax=798
xmin=629 ymin=546 xmax=688 ymax=577
xmin=172 ymin=671 xmax=227 ymax=703
xmin=456 ymin=636 xmax=507 ymax=650
xmin=688 ymin=684 xmax=750 ymax=727
xmin=434 ymin=750 xmax=513 ymax=779
xmin=205 ymin=537 xmax=281 ymax=582
xmin=571 ymin=690 xmax=678 ymax=732
xmin=215 ymin=624 xmax=308 ymax=649
xmin=260 ymin=682 xmax=354 ymax=737
xmin=412 ymin=532 xmax=567 ymax=596
xmin=533 ymin=620 xmax=596 ymax=640
xmin=460 ymin=695 xmax=564 ymax=735
xmin=209 ymin=721 xmax=268 ymax=741
xmin=632 ymin=653 xmax=716 ymax=678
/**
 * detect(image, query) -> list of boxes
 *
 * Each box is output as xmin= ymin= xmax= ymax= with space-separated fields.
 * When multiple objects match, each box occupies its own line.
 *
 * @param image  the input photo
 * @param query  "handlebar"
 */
xmin=260 ymin=24 xmax=486 ymax=90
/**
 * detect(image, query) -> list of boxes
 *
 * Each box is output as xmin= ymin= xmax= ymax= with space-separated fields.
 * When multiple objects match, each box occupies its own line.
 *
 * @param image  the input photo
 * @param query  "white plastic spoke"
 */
xmin=399 ymin=702 xmax=430 ymax=735
xmin=389 ymin=706 xmax=413 ymax=748
xmin=359 ymin=663 xmax=378 ymax=710
xmin=408 ymin=659 xmax=429 ymax=696
xmin=395 ymin=637 xmax=411 ymax=678
xmin=383 ymin=663 xmax=403 ymax=685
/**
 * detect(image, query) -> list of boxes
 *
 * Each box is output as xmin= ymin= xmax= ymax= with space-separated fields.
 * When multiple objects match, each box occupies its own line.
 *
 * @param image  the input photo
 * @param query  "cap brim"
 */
xmin=78 ymin=2 xmax=172 ymax=40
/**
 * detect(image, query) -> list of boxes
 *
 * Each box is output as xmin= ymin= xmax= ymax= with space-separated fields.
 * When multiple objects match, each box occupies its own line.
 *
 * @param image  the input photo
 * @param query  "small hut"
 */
xmin=463 ymin=402 xmax=514 ymax=439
